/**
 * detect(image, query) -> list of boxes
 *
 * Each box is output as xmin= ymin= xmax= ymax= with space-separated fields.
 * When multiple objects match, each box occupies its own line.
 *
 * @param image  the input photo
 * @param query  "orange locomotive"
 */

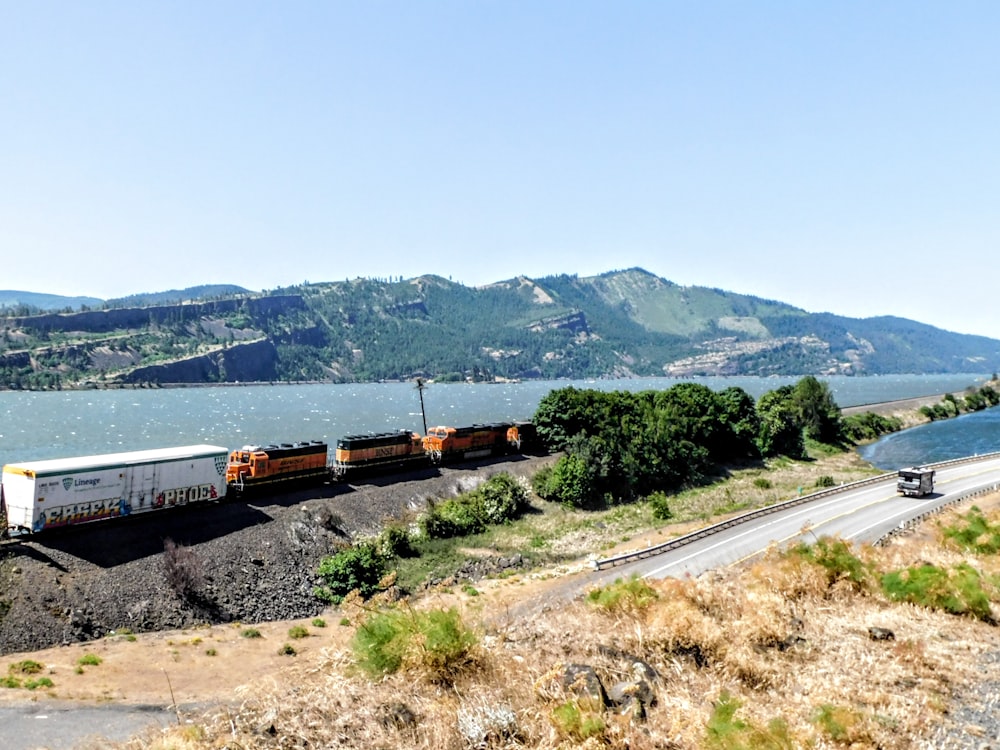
xmin=332 ymin=430 xmax=425 ymax=479
xmin=225 ymin=441 xmax=329 ymax=494
xmin=223 ymin=421 xmax=537 ymax=491
xmin=422 ymin=422 xmax=513 ymax=463
xmin=506 ymin=421 xmax=538 ymax=452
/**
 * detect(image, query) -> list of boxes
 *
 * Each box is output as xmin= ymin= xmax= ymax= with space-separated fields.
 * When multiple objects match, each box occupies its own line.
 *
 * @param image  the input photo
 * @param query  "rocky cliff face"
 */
xmin=7 ymin=296 xmax=304 ymax=334
xmin=118 ymin=340 xmax=279 ymax=384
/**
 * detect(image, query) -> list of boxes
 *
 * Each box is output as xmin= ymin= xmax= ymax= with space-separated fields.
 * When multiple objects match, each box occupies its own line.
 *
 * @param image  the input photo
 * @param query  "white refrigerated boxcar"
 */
xmin=1 ymin=445 xmax=229 ymax=533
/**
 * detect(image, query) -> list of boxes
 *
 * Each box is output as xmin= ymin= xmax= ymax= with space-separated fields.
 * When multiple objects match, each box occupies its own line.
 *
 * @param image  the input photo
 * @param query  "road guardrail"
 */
xmin=591 ymin=451 xmax=1000 ymax=571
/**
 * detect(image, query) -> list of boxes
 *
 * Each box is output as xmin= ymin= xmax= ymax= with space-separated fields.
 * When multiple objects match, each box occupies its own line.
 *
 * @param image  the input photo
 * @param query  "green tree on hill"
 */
xmin=791 ymin=375 xmax=842 ymax=443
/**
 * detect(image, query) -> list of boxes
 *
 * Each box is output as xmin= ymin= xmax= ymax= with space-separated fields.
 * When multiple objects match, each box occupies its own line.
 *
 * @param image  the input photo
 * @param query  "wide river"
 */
xmin=0 ymin=374 xmax=992 ymax=470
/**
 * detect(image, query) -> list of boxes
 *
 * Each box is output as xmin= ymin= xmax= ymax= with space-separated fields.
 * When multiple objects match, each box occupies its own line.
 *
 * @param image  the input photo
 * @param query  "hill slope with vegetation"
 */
xmin=2 ymin=269 xmax=999 ymax=388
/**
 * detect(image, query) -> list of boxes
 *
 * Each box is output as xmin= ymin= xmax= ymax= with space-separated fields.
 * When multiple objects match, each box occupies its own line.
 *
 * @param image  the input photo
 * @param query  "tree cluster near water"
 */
xmin=531 ymin=376 xmax=845 ymax=508
xmin=918 ymin=384 xmax=1000 ymax=421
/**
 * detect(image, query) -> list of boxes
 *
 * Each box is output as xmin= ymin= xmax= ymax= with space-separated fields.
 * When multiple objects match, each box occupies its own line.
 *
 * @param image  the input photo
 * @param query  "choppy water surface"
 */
xmin=0 ymin=373 xmax=990 ymax=468
xmin=858 ymin=407 xmax=1000 ymax=470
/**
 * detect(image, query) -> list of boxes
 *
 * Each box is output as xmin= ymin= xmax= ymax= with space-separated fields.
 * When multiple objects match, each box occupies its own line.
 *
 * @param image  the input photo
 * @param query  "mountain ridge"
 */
xmin=0 ymin=269 xmax=997 ymax=388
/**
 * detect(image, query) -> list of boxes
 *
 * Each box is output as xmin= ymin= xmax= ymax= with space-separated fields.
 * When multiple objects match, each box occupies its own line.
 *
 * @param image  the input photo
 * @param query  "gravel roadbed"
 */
xmin=0 ymin=455 xmax=551 ymax=654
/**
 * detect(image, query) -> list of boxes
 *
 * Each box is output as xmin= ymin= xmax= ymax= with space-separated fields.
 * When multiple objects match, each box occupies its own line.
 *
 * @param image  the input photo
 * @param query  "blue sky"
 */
xmin=2 ymin=2 xmax=998 ymax=337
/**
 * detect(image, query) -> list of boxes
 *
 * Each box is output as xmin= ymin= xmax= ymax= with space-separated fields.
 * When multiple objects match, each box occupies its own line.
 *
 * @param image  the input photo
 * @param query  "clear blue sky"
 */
xmin=3 ymin=2 xmax=998 ymax=337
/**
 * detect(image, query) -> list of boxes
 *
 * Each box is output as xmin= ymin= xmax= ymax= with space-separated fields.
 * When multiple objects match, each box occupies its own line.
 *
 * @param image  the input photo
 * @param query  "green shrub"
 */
xmin=240 ymin=628 xmax=262 ymax=639
xmin=0 ymin=676 xmax=20 ymax=688
xmin=420 ymin=497 xmax=485 ymax=538
xmin=551 ymin=700 xmax=606 ymax=742
xmin=314 ymin=541 xmax=389 ymax=604
xmin=841 ymin=412 xmax=903 ymax=442
xmin=815 ymin=475 xmax=835 ymax=488
xmin=76 ymin=654 xmax=102 ymax=667
xmin=25 ymin=677 xmax=54 ymax=690
xmin=647 ymin=491 xmax=672 ymax=520
xmin=787 ymin=538 xmax=870 ymax=591
xmin=311 ymin=617 xmax=327 ymax=628
xmin=942 ymin=507 xmax=1000 ymax=555
xmin=531 ymin=465 xmax=554 ymax=498
xmin=278 ymin=643 xmax=297 ymax=656
xmin=9 ymin=660 xmax=43 ymax=675
xmin=477 ymin=473 xmax=529 ymax=524
xmin=419 ymin=473 xmax=529 ymax=539
xmin=419 ymin=608 xmax=478 ymax=674
xmin=705 ymin=690 xmax=793 ymax=749
xmin=586 ymin=575 xmax=659 ymax=615
xmin=377 ymin=524 xmax=415 ymax=558
xmin=352 ymin=606 xmax=477 ymax=681
xmin=352 ymin=609 xmax=409 ymax=677
xmin=814 ymin=703 xmax=869 ymax=743
xmin=288 ymin=625 xmax=309 ymax=639
xmin=538 ymin=453 xmax=601 ymax=508
xmin=881 ymin=563 xmax=994 ymax=621
xmin=753 ymin=477 xmax=773 ymax=490
xmin=981 ymin=385 xmax=1000 ymax=406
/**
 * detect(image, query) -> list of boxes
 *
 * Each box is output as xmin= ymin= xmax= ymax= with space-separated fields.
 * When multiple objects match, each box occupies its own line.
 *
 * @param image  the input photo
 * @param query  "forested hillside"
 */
xmin=1 ymin=269 xmax=998 ymax=389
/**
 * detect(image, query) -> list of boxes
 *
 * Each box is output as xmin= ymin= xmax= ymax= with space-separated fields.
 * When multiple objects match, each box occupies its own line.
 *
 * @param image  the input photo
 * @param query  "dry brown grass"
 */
xmin=97 ymin=500 xmax=1000 ymax=750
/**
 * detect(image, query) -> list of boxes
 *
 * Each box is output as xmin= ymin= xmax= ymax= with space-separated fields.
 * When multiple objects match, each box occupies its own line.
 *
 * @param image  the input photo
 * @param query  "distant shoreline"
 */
xmin=841 ymin=393 xmax=958 ymax=416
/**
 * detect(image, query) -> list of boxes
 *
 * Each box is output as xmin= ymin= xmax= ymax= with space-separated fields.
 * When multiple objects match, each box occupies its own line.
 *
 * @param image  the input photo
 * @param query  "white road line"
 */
xmin=642 ymin=488 xmax=892 ymax=578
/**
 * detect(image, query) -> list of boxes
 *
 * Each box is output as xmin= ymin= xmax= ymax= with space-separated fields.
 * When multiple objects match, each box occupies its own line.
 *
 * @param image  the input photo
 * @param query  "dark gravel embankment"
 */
xmin=0 ymin=455 xmax=551 ymax=655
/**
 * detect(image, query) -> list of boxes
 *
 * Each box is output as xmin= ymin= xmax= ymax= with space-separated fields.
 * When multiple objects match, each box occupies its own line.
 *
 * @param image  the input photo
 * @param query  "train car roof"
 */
xmin=3 ymin=445 xmax=230 ymax=476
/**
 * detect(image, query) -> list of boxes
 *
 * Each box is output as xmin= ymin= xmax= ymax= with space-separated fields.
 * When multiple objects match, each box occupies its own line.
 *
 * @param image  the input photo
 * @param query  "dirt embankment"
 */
xmin=0 ymin=455 xmax=554 ymax=657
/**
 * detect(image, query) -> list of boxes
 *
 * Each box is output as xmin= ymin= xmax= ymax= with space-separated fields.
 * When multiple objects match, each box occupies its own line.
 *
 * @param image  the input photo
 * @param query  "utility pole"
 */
xmin=415 ymin=377 xmax=428 ymax=434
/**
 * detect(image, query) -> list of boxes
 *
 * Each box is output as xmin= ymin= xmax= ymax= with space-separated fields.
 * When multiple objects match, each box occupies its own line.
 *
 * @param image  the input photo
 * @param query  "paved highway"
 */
xmin=592 ymin=454 xmax=1000 ymax=585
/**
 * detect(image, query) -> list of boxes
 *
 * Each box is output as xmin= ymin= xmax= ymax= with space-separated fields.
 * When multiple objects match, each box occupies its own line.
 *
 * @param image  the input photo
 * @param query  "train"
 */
xmin=0 ymin=421 xmax=539 ymax=534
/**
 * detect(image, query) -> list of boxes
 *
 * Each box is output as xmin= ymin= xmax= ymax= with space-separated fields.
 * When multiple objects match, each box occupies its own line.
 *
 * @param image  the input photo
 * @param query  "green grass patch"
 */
xmin=941 ymin=507 xmax=1000 ymax=554
xmin=352 ymin=606 xmax=477 ymax=681
xmin=240 ymin=628 xmax=263 ymax=639
xmin=586 ymin=575 xmax=659 ymax=615
xmin=705 ymin=690 xmax=794 ymax=749
xmin=287 ymin=625 xmax=309 ymax=639
xmin=881 ymin=563 xmax=995 ymax=621
xmin=529 ymin=533 xmax=548 ymax=548
xmin=9 ymin=660 xmax=44 ymax=675
xmin=550 ymin=700 xmax=607 ymax=742
xmin=804 ymin=438 xmax=846 ymax=459
xmin=787 ymin=537 xmax=871 ymax=591
xmin=76 ymin=654 xmax=102 ymax=667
